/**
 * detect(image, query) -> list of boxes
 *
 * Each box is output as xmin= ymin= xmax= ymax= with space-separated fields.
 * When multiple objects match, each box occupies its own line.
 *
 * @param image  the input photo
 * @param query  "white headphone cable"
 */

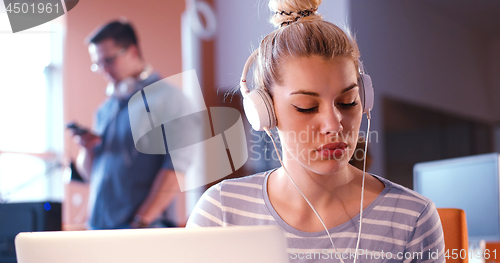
xmin=263 ymin=127 xmax=345 ymax=263
xmin=353 ymin=117 xmax=371 ymax=263
xmin=263 ymin=119 xmax=371 ymax=263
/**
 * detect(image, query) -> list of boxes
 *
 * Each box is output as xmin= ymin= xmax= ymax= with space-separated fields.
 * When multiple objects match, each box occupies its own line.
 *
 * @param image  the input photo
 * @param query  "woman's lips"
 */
xmin=316 ymin=142 xmax=348 ymax=159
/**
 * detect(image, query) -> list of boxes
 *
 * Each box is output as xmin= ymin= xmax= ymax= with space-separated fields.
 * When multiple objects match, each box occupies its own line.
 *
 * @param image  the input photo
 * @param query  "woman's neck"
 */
xmin=273 ymin=156 xmax=359 ymax=208
xmin=266 ymin=149 xmax=385 ymax=232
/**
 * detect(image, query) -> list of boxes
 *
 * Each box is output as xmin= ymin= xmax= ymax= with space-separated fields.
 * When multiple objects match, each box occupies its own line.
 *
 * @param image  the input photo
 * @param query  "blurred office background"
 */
xmin=0 ymin=0 xmax=499 ymax=231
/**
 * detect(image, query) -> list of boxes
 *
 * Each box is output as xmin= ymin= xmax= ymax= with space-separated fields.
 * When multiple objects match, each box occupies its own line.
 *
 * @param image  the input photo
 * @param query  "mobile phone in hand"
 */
xmin=66 ymin=122 xmax=89 ymax=136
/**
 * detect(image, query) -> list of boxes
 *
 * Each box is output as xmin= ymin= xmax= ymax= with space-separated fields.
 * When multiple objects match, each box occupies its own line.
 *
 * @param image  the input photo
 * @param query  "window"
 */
xmin=0 ymin=14 xmax=64 ymax=203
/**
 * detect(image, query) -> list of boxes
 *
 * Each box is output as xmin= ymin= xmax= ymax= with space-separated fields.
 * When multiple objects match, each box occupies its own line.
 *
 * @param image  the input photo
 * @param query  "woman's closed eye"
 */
xmin=337 ymin=101 xmax=359 ymax=109
xmin=292 ymin=100 xmax=359 ymax=114
xmin=292 ymin=105 xmax=318 ymax=114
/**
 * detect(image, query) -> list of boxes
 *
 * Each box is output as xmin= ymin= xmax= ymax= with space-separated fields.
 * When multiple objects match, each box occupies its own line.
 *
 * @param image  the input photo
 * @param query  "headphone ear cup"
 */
xmin=106 ymin=77 xmax=137 ymax=98
xmin=256 ymin=89 xmax=277 ymax=129
xmin=358 ymin=73 xmax=374 ymax=114
xmin=242 ymin=89 xmax=277 ymax=131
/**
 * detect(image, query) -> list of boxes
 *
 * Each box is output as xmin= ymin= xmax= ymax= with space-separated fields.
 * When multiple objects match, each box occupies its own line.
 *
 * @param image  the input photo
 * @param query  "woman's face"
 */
xmin=272 ymin=56 xmax=363 ymax=175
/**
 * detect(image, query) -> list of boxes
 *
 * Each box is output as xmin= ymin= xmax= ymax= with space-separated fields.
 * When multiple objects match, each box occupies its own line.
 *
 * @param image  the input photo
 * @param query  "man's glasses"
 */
xmin=90 ymin=48 xmax=126 ymax=72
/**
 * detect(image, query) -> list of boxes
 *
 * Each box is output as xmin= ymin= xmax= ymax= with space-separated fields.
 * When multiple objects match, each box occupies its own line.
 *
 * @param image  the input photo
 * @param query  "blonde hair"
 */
xmin=254 ymin=0 xmax=361 ymax=95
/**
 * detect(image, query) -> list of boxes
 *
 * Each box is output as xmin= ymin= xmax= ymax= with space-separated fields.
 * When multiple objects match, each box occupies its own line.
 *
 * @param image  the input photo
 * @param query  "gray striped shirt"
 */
xmin=186 ymin=170 xmax=445 ymax=262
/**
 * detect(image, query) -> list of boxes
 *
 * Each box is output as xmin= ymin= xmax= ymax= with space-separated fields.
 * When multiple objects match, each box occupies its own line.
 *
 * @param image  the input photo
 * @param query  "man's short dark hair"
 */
xmin=86 ymin=20 xmax=139 ymax=50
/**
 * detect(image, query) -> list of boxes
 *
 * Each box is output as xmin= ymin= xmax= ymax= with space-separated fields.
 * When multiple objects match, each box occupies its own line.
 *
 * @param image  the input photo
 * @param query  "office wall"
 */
xmin=213 ymin=0 xmax=273 ymax=90
xmin=353 ymin=1 xmax=491 ymax=121
xmin=494 ymin=37 xmax=500 ymax=153
xmin=493 ymin=38 xmax=500 ymax=153
xmin=490 ymin=37 xmax=500 ymax=122
xmin=351 ymin=0 xmax=493 ymax=176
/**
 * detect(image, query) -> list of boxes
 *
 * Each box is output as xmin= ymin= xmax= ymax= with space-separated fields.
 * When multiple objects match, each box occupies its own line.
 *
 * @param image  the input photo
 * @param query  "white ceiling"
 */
xmin=423 ymin=0 xmax=500 ymax=38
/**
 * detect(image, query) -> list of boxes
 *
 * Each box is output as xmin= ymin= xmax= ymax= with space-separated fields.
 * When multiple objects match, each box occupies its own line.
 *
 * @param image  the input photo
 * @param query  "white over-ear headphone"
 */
xmin=240 ymin=50 xmax=374 ymax=131
xmin=106 ymin=65 xmax=153 ymax=99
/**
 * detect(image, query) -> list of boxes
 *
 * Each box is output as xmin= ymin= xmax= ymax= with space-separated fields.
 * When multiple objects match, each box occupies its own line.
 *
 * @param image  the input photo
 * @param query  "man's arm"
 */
xmin=76 ymin=148 xmax=93 ymax=181
xmin=131 ymin=168 xmax=181 ymax=227
xmin=72 ymin=132 xmax=101 ymax=181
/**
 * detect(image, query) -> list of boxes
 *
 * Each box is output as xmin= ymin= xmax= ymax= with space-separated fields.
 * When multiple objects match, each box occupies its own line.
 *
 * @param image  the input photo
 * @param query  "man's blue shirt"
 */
xmin=88 ymin=73 xmax=178 ymax=229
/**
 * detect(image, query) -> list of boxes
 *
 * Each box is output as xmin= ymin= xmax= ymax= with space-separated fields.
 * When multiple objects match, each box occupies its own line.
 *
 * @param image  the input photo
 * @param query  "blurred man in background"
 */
xmin=71 ymin=19 xmax=187 ymax=229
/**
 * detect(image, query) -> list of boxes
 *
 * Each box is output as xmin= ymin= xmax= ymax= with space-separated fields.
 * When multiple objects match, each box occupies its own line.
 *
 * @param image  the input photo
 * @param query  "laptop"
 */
xmin=15 ymin=225 xmax=288 ymax=263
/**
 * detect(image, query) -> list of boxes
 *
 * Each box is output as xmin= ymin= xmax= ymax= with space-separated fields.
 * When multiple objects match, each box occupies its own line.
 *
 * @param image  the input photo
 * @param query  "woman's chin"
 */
xmin=296 ymin=155 xmax=350 ymax=175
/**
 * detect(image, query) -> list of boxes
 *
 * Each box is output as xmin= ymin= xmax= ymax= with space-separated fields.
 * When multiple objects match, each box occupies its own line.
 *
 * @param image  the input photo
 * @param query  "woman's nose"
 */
xmin=319 ymin=105 xmax=343 ymax=136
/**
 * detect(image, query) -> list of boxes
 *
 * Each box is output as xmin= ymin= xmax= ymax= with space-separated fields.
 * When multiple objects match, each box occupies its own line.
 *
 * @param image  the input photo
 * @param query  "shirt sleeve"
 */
xmin=92 ymin=98 xmax=116 ymax=137
xmin=403 ymin=202 xmax=446 ymax=263
xmin=186 ymin=183 xmax=224 ymax=228
xmin=160 ymin=154 xmax=175 ymax=170
xmin=91 ymin=99 xmax=115 ymax=154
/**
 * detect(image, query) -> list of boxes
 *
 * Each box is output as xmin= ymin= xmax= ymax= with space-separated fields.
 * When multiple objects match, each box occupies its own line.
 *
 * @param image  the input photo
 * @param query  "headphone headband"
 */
xmin=240 ymin=50 xmax=258 ymax=96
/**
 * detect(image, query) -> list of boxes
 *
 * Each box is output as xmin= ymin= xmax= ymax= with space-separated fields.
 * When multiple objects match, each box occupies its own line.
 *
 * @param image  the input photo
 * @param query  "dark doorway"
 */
xmin=383 ymin=97 xmax=493 ymax=189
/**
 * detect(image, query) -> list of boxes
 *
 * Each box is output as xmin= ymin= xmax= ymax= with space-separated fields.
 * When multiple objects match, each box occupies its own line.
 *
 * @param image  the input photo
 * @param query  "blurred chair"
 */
xmin=437 ymin=208 xmax=469 ymax=263
xmin=63 ymin=180 xmax=89 ymax=230
xmin=485 ymin=242 xmax=500 ymax=263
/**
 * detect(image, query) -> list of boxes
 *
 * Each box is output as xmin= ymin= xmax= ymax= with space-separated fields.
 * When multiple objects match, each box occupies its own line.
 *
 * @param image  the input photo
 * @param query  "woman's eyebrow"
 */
xmin=290 ymin=90 xmax=319 ymax=96
xmin=290 ymin=84 xmax=359 ymax=96
xmin=341 ymin=84 xmax=358 ymax=94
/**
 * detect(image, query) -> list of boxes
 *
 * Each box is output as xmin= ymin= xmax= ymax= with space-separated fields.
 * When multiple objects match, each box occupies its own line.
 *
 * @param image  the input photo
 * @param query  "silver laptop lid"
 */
xmin=15 ymin=225 xmax=288 ymax=263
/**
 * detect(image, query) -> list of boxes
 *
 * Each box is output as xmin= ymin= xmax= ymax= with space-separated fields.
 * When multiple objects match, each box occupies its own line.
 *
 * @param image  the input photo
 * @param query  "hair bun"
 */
xmin=269 ymin=0 xmax=322 ymax=27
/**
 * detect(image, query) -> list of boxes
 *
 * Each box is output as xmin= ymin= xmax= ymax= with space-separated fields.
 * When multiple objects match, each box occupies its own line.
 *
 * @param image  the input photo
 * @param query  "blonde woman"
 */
xmin=187 ymin=0 xmax=445 ymax=262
